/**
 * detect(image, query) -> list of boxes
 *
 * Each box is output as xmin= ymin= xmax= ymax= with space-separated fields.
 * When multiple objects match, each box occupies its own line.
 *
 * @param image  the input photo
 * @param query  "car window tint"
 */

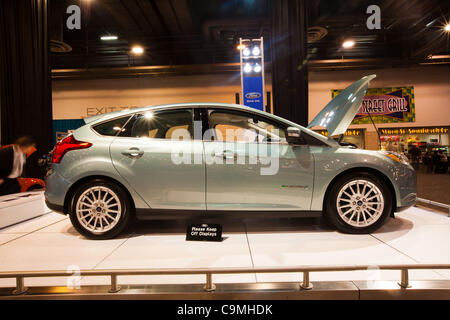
xmin=300 ymin=131 xmax=327 ymax=146
xmin=209 ymin=111 xmax=286 ymax=143
xmin=121 ymin=109 xmax=193 ymax=139
xmin=92 ymin=116 xmax=131 ymax=136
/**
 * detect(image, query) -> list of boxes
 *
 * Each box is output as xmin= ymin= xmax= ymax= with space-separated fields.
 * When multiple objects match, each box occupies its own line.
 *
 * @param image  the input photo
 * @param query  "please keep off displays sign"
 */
xmin=186 ymin=224 xmax=223 ymax=242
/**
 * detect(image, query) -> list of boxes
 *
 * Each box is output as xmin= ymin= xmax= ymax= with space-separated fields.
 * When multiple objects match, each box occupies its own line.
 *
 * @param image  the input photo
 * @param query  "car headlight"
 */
xmin=381 ymin=151 xmax=410 ymax=166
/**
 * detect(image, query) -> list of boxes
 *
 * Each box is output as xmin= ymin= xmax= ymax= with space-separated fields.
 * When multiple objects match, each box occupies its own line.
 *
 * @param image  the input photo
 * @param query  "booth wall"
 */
xmin=52 ymin=74 xmax=258 ymax=120
xmin=308 ymin=66 xmax=450 ymax=131
xmin=52 ymin=66 xmax=450 ymax=129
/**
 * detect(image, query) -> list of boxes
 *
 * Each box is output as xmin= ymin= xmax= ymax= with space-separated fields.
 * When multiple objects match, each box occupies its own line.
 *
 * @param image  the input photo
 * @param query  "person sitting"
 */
xmin=0 ymin=136 xmax=36 ymax=196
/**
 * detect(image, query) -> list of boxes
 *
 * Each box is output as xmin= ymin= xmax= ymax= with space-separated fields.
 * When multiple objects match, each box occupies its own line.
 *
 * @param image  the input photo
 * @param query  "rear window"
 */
xmin=119 ymin=109 xmax=193 ymax=139
xmin=92 ymin=116 xmax=131 ymax=136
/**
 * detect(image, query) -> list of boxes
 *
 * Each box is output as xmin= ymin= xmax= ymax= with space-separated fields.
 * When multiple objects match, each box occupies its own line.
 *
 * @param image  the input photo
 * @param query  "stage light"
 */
xmin=101 ymin=35 xmax=118 ymax=41
xmin=243 ymin=63 xmax=252 ymax=73
xmin=243 ymin=47 xmax=251 ymax=57
xmin=237 ymin=44 xmax=246 ymax=50
xmin=445 ymin=24 xmax=450 ymax=32
xmin=252 ymin=45 xmax=261 ymax=56
xmin=342 ymin=40 xmax=355 ymax=48
xmin=253 ymin=63 xmax=262 ymax=73
xmin=131 ymin=45 xmax=144 ymax=55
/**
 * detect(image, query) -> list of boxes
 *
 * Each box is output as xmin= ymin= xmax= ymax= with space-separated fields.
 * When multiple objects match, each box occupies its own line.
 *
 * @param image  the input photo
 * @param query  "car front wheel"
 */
xmin=69 ymin=179 xmax=131 ymax=240
xmin=325 ymin=172 xmax=393 ymax=234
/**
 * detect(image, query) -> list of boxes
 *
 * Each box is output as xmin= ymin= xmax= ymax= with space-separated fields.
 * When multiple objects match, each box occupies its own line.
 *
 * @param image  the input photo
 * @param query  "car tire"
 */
xmin=325 ymin=171 xmax=393 ymax=234
xmin=69 ymin=179 xmax=132 ymax=240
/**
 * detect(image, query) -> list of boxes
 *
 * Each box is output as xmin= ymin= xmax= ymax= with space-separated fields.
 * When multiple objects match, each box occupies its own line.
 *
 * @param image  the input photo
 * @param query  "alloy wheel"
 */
xmin=336 ymin=179 xmax=385 ymax=228
xmin=75 ymin=186 xmax=122 ymax=234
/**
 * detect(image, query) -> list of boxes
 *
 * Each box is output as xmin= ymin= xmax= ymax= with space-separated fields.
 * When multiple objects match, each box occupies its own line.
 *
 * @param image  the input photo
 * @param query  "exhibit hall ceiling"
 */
xmin=50 ymin=0 xmax=450 ymax=78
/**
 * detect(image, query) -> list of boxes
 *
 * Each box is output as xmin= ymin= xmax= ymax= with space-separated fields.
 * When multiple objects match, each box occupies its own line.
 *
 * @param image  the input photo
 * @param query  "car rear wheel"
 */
xmin=69 ymin=179 xmax=131 ymax=240
xmin=325 ymin=172 xmax=393 ymax=234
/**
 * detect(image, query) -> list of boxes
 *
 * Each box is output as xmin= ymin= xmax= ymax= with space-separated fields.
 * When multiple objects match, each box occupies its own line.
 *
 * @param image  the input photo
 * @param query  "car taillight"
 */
xmin=52 ymin=135 xmax=92 ymax=164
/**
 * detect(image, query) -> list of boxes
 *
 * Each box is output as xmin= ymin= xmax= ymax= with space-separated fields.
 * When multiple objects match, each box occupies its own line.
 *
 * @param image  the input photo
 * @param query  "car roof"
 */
xmin=85 ymin=103 xmax=287 ymax=125
xmin=84 ymin=102 xmax=337 ymax=146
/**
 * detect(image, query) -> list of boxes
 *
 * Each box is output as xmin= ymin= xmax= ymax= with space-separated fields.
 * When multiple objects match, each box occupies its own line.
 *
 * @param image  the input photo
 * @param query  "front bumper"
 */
xmin=394 ymin=165 xmax=417 ymax=211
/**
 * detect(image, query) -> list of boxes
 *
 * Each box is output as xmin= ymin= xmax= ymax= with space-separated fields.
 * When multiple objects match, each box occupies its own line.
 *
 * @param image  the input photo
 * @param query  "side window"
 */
xmin=208 ymin=110 xmax=286 ymax=143
xmin=92 ymin=116 xmax=131 ymax=136
xmin=120 ymin=109 xmax=193 ymax=139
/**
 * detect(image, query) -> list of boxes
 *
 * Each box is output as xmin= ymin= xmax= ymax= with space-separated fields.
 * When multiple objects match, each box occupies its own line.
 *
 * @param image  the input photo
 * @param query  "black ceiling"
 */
xmin=50 ymin=0 xmax=450 ymax=76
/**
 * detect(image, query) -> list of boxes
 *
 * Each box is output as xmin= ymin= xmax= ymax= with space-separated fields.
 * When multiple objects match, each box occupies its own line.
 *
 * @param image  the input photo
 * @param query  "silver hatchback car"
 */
xmin=45 ymin=75 xmax=416 ymax=239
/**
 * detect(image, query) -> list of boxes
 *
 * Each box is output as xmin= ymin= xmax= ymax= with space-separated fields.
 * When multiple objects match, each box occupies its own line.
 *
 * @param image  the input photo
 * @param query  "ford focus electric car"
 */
xmin=45 ymin=75 xmax=416 ymax=239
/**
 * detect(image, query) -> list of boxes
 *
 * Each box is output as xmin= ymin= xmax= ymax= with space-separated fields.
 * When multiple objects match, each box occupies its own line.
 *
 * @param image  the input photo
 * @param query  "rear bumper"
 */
xmin=44 ymin=168 xmax=71 ymax=213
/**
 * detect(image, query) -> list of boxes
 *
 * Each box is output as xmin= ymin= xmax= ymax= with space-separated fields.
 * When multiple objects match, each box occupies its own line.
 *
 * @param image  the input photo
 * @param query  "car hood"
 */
xmin=308 ymin=74 xmax=376 ymax=136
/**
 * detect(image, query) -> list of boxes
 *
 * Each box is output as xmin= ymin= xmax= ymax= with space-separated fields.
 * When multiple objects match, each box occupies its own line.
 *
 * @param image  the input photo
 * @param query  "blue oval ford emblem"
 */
xmin=245 ymin=92 xmax=261 ymax=99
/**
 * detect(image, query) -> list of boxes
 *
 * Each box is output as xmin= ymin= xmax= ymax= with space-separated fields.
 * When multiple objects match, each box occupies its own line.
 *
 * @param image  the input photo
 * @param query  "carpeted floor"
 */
xmin=417 ymin=172 xmax=450 ymax=205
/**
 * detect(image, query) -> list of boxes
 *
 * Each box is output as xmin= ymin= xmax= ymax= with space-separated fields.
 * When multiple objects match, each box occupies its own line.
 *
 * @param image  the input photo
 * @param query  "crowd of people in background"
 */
xmin=385 ymin=141 xmax=449 ymax=174
xmin=409 ymin=145 xmax=449 ymax=174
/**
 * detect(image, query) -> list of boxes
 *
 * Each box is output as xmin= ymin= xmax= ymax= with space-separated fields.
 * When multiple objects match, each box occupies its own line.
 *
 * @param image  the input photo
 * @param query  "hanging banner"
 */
xmin=331 ymin=86 xmax=415 ymax=124
xmin=243 ymin=76 xmax=264 ymax=111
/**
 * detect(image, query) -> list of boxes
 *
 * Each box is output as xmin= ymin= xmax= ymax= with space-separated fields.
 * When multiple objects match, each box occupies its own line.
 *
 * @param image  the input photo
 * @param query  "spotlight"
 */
xmin=253 ymin=63 xmax=262 ymax=73
xmin=342 ymin=40 xmax=355 ymax=48
xmin=131 ymin=45 xmax=144 ymax=55
xmin=252 ymin=45 xmax=261 ymax=56
xmin=237 ymin=44 xmax=246 ymax=51
xmin=243 ymin=63 xmax=252 ymax=73
xmin=242 ymin=47 xmax=251 ymax=57
xmin=101 ymin=35 xmax=118 ymax=41
xmin=445 ymin=24 xmax=450 ymax=32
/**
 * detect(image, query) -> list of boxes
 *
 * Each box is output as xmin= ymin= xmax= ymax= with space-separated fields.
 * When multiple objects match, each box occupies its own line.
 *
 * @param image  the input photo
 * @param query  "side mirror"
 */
xmin=286 ymin=127 xmax=304 ymax=144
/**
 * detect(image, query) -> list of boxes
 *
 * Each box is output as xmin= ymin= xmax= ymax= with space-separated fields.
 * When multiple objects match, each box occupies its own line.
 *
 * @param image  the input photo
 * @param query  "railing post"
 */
xmin=12 ymin=276 xmax=28 ymax=295
xmin=398 ymin=269 xmax=411 ymax=288
xmin=109 ymin=274 xmax=121 ymax=293
xmin=203 ymin=273 xmax=216 ymax=292
xmin=300 ymin=271 xmax=313 ymax=290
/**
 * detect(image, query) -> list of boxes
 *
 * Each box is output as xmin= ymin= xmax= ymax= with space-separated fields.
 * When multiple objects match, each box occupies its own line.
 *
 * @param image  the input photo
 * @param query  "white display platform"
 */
xmin=0 ymin=194 xmax=449 ymax=288
xmin=0 ymin=191 xmax=50 ymax=230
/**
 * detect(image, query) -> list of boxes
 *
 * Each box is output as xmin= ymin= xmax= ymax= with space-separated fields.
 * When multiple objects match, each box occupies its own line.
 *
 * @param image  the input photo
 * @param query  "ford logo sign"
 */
xmin=245 ymin=92 xmax=261 ymax=99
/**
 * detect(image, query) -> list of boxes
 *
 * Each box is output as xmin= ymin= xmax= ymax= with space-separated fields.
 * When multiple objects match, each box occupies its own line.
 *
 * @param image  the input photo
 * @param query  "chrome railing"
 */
xmin=417 ymin=197 xmax=450 ymax=216
xmin=1 ymin=264 xmax=449 ymax=296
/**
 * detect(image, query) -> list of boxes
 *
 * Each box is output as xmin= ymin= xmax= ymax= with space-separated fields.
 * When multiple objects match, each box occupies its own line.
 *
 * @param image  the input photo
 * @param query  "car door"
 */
xmin=203 ymin=108 xmax=314 ymax=211
xmin=109 ymin=108 xmax=206 ymax=210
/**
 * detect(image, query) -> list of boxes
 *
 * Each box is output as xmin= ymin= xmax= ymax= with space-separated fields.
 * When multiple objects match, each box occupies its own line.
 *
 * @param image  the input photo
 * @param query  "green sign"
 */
xmin=332 ymin=86 xmax=416 ymax=124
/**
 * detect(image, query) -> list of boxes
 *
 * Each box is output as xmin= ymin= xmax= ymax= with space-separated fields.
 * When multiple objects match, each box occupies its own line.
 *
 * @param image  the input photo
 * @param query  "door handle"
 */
xmin=122 ymin=148 xmax=144 ymax=159
xmin=221 ymin=150 xmax=236 ymax=160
